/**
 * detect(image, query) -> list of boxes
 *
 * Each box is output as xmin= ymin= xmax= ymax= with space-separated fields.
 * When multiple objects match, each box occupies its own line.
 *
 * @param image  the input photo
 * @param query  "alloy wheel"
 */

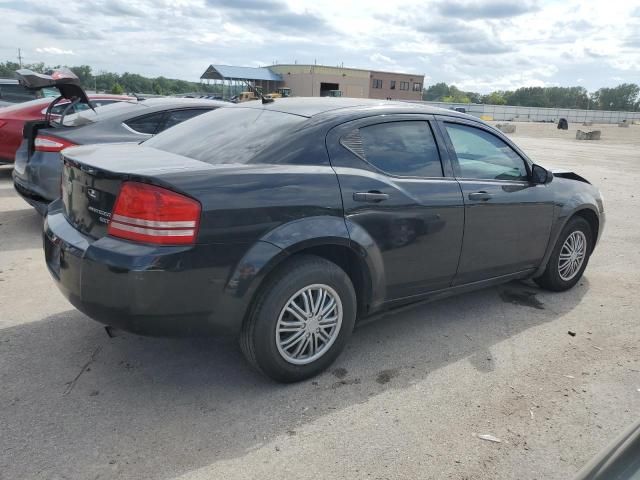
xmin=558 ymin=230 xmax=587 ymax=281
xmin=275 ymin=284 xmax=343 ymax=365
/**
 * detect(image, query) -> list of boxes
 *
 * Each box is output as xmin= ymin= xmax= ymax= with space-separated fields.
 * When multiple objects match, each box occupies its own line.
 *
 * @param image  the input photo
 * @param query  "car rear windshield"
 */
xmin=61 ymin=101 xmax=142 ymax=127
xmin=143 ymin=107 xmax=306 ymax=165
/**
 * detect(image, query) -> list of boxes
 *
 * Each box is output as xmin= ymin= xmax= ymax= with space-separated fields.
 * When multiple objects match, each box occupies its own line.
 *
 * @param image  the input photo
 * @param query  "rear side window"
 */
xmin=144 ymin=108 xmax=305 ymax=164
xmin=161 ymin=108 xmax=212 ymax=131
xmin=342 ymin=121 xmax=443 ymax=177
xmin=124 ymin=112 xmax=167 ymax=135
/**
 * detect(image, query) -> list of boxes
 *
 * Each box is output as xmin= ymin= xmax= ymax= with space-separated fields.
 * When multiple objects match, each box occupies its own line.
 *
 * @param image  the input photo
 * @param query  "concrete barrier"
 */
xmin=576 ymin=130 xmax=601 ymax=140
xmin=496 ymin=123 xmax=516 ymax=133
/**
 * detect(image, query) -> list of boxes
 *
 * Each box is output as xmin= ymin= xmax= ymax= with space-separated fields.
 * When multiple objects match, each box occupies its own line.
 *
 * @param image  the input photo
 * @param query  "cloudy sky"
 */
xmin=0 ymin=0 xmax=638 ymax=93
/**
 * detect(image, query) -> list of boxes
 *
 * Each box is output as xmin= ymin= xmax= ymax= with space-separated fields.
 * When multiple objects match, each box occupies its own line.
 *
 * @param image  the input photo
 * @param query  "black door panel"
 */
xmin=455 ymin=180 xmax=553 ymax=284
xmin=337 ymin=168 xmax=464 ymax=298
xmin=327 ymin=115 xmax=464 ymax=300
xmin=438 ymin=119 xmax=554 ymax=284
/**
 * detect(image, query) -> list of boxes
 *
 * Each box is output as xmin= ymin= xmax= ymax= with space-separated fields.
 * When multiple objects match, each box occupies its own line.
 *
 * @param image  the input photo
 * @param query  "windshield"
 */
xmin=60 ymin=100 xmax=142 ymax=127
xmin=143 ymin=107 xmax=306 ymax=164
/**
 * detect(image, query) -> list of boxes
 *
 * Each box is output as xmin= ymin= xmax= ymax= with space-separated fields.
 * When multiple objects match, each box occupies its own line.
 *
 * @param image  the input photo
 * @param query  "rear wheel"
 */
xmin=535 ymin=216 xmax=592 ymax=292
xmin=240 ymin=255 xmax=356 ymax=383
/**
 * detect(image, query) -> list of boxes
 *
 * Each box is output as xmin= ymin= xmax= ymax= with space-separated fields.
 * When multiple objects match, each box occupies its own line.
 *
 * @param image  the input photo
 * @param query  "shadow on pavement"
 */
xmin=0 ymin=207 xmax=44 ymax=251
xmin=0 ymin=278 xmax=589 ymax=479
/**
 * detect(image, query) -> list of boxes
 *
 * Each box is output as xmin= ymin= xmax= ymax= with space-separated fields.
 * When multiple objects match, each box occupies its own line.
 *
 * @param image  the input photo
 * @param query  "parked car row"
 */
xmin=12 ymin=97 xmax=224 ymax=213
xmin=0 ymin=94 xmax=136 ymax=164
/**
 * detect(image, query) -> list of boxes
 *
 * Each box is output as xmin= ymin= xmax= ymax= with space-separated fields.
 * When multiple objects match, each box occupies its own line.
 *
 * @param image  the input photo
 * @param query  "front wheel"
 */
xmin=535 ymin=216 xmax=592 ymax=292
xmin=240 ymin=255 xmax=357 ymax=382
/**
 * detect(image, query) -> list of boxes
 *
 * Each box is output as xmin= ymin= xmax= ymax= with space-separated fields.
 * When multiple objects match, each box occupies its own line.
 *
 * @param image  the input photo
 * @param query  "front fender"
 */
xmin=534 ymin=184 xmax=603 ymax=278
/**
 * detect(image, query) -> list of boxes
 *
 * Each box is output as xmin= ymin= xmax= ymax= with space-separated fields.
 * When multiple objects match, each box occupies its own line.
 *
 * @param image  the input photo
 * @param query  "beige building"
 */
xmin=268 ymin=64 xmax=424 ymax=101
xmin=200 ymin=63 xmax=425 ymax=101
xmin=368 ymin=70 xmax=424 ymax=101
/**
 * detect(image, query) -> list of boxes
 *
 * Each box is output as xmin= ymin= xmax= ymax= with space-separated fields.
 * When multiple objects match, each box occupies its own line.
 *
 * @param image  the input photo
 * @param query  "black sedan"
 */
xmin=13 ymin=97 xmax=226 ymax=214
xmin=43 ymin=98 xmax=604 ymax=382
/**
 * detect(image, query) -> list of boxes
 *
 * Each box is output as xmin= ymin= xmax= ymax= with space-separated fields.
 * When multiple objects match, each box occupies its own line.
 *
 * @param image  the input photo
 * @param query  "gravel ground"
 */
xmin=1 ymin=123 xmax=639 ymax=480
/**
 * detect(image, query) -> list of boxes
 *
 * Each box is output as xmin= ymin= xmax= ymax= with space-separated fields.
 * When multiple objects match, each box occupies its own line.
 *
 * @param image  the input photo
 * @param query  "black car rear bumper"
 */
xmin=13 ymin=175 xmax=50 ymax=215
xmin=43 ymin=202 xmax=257 ymax=337
xmin=12 ymin=147 xmax=61 ymax=211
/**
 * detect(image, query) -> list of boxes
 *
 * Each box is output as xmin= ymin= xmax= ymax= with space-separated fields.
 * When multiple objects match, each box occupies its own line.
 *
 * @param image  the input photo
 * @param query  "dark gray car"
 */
xmin=13 ymin=97 xmax=226 ymax=213
xmin=42 ymin=98 xmax=604 ymax=382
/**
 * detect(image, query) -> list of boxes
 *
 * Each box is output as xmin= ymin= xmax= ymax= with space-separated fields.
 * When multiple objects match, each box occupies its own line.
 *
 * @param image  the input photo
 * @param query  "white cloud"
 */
xmin=0 ymin=0 xmax=636 ymax=92
xmin=369 ymin=53 xmax=394 ymax=64
xmin=35 ymin=47 xmax=75 ymax=55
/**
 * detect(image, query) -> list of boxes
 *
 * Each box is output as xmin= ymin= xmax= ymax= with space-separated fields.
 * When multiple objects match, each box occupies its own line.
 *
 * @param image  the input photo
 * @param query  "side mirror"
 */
xmin=531 ymin=164 xmax=553 ymax=184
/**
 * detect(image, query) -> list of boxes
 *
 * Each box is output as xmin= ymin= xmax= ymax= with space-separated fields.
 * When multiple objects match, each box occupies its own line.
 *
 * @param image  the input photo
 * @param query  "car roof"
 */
xmin=233 ymin=97 xmax=471 ymax=120
xmin=139 ymin=97 xmax=228 ymax=108
xmin=59 ymin=97 xmax=226 ymax=128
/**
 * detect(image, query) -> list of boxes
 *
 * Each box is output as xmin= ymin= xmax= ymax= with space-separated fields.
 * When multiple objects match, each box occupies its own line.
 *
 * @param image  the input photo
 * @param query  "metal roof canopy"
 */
xmin=200 ymin=65 xmax=282 ymax=82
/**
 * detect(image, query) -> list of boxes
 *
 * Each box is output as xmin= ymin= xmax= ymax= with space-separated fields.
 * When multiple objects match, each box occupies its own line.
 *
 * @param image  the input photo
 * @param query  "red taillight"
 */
xmin=107 ymin=182 xmax=201 ymax=245
xmin=34 ymin=135 xmax=77 ymax=152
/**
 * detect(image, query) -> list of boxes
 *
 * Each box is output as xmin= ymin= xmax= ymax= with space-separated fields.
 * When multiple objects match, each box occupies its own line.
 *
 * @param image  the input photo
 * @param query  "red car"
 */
xmin=0 ymin=94 xmax=135 ymax=164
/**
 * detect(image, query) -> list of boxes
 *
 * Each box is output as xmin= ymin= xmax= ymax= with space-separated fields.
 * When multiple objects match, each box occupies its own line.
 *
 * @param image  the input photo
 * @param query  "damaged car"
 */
xmin=42 ymin=98 xmax=605 ymax=382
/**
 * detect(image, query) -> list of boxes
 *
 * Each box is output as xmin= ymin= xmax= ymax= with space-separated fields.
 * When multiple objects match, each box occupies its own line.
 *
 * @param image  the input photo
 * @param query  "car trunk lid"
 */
xmin=60 ymin=143 xmax=214 ymax=239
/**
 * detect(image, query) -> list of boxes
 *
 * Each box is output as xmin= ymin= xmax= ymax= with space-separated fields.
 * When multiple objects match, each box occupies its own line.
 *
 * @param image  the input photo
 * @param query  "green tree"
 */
xmin=592 ymin=84 xmax=640 ymax=111
xmin=423 ymin=82 xmax=450 ymax=101
xmin=111 ymin=82 xmax=124 ymax=95
xmin=70 ymin=65 xmax=93 ymax=87
xmin=482 ymin=91 xmax=507 ymax=105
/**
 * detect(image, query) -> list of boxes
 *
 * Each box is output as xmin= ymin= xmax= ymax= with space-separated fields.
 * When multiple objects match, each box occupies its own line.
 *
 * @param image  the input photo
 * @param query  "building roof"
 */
xmin=200 ymin=65 xmax=282 ymax=82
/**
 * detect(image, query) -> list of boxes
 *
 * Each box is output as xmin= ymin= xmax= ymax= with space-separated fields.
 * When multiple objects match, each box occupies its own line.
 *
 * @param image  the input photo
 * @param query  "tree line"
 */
xmin=0 ymin=61 xmax=220 ymax=96
xmin=423 ymin=82 xmax=640 ymax=111
xmin=2 ymin=60 xmax=639 ymax=111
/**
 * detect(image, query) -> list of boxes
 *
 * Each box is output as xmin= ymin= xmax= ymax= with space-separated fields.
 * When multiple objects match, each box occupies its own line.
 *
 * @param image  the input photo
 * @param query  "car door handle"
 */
xmin=353 ymin=191 xmax=390 ymax=203
xmin=468 ymin=191 xmax=492 ymax=201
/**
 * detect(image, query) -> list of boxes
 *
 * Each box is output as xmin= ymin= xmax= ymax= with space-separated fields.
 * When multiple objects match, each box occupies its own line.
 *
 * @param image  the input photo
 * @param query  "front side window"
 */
xmin=342 ymin=121 xmax=443 ymax=177
xmin=444 ymin=123 xmax=528 ymax=181
xmin=124 ymin=112 xmax=167 ymax=135
xmin=372 ymin=79 xmax=383 ymax=89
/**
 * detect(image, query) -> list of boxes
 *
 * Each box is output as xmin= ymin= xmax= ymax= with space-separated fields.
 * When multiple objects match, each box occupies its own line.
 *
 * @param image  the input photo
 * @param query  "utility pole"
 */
xmin=17 ymin=48 xmax=23 ymax=68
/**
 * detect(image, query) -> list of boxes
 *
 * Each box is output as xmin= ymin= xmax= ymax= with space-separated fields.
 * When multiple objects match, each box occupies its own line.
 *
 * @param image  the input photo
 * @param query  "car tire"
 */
xmin=535 ymin=216 xmax=592 ymax=292
xmin=240 ymin=254 xmax=357 ymax=383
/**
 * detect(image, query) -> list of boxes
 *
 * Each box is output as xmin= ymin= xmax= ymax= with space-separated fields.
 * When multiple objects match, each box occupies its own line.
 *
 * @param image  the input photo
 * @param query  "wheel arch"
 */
xmin=572 ymin=208 xmax=599 ymax=253
xmin=534 ymin=203 xmax=602 ymax=278
xmin=224 ymin=216 xmax=386 ymax=334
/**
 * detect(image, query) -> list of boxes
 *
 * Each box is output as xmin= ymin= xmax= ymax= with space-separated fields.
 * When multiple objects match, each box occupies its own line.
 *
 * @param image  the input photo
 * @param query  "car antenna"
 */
xmin=244 ymin=80 xmax=273 ymax=104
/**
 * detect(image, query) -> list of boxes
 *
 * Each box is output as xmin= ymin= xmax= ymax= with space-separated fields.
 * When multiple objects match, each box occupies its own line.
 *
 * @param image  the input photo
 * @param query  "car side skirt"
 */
xmin=373 ymin=268 xmax=537 ymax=315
